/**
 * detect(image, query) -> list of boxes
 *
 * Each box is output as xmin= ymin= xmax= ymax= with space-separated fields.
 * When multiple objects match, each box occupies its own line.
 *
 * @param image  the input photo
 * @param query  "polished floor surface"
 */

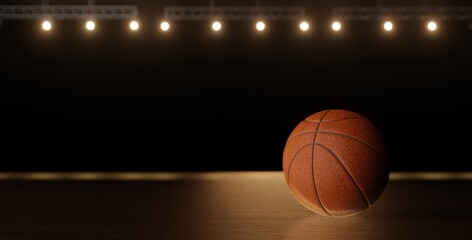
xmin=0 ymin=172 xmax=471 ymax=239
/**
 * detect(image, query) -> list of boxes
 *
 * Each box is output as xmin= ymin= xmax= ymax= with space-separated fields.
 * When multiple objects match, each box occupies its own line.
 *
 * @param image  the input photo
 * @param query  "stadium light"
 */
xmin=299 ymin=21 xmax=310 ymax=31
xmin=212 ymin=21 xmax=222 ymax=31
xmin=256 ymin=21 xmax=266 ymax=31
xmin=160 ymin=21 xmax=170 ymax=31
xmin=427 ymin=21 xmax=437 ymax=32
xmin=383 ymin=21 xmax=393 ymax=32
xmin=331 ymin=21 xmax=342 ymax=32
xmin=129 ymin=20 xmax=139 ymax=31
xmin=85 ymin=20 xmax=96 ymax=31
xmin=41 ymin=20 xmax=52 ymax=31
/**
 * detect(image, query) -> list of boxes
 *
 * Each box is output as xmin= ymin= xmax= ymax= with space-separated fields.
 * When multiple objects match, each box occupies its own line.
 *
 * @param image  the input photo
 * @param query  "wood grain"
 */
xmin=0 ymin=172 xmax=470 ymax=239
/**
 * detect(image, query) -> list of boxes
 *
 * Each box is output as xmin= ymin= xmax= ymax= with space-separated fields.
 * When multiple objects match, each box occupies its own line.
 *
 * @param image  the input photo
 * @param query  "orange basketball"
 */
xmin=282 ymin=109 xmax=389 ymax=217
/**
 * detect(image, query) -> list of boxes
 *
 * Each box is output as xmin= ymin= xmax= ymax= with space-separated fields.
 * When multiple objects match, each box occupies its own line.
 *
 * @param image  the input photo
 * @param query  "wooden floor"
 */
xmin=0 ymin=172 xmax=471 ymax=240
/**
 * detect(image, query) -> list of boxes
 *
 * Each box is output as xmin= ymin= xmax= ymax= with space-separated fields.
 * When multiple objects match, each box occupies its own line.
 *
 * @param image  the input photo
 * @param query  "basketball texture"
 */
xmin=283 ymin=109 xmax=389 ymax=217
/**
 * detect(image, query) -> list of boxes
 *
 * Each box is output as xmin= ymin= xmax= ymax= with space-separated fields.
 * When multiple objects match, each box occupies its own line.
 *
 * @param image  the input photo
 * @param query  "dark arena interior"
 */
xmin=0 ymin=0 xmax=471 ymax=239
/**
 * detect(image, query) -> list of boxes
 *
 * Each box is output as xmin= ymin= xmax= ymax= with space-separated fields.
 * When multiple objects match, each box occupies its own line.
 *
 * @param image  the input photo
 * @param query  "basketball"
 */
xmin=283 ymin=109 xmax=389 ymax=217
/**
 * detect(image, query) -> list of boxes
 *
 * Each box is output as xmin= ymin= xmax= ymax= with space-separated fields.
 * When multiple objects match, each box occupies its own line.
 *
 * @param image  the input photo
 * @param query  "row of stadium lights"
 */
xmin=38 ymin=20 xmax=310 ymax=32
xmin=39 ymin=19 xmax=440 ymax=33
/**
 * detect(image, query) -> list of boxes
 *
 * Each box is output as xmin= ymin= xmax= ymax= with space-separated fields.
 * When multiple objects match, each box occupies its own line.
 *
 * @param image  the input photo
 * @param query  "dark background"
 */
xmin=0 ymin=0 xmax=471 ymax=171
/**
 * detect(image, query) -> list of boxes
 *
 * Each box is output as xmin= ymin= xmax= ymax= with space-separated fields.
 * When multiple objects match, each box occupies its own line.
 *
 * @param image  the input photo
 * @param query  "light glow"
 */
xmin=331 ymin=21 xmax=341 ymax=32
xmin=160 ymin=21 xmax=170 ymax=31
xmin=299 ymin=21 xmax=310 ymax=31
xmin=129 ymin=20 xmax=139 ymax=31
xmin=85 ymin=20 xmax=96 ymax=31
xmin=427 ymin=21 xmax=437 ymax=32
xmin=41 ymin=20 xmax=52 ymax=31
xmin=212 ymin=21 xmax=222 ymax=31
xmin=383 ymin=21 xmax=393 ymax=32
xmin=256 ymin=21 xmax=266 ymax=31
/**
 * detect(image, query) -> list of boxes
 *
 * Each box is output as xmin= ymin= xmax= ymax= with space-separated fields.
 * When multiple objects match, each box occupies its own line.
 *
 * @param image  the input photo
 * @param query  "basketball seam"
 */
xmin=314 ymin=143 xmax=372 ymax=207
xmin=285 ymin=132 xmax=316 ymax=145
xmin=285 ymin=118 xmax=367 ymax=144
xmin=285 ymin=143 xmax=316 ymax=185
xmin=317 ymin=131 xmax=385 ymax=160
xmin=304 ymin=117 xmax=366 ymax=124
xmin=311 ymin=110 xmax=332 ymax=216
